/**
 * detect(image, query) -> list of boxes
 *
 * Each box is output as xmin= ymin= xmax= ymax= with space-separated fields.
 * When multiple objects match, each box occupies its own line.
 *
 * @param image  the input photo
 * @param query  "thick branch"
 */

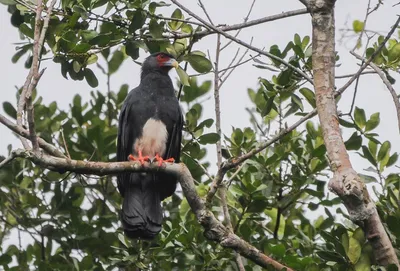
xmin=7 ymin=148 xmax=292 ymax=271
xmin=310 ymin=0 xmax=399 ymax=266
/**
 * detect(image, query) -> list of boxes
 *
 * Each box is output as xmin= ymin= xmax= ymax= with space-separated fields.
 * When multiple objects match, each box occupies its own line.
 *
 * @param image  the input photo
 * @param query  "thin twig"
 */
xmin=168 ymin=8 xmax=309 ymax=39
xmin=60 ymin=128 xmax=71 ymax=159
xmin=352 ymin=0 xmax=372 ymax=52
xmin=212 ymin=26 xmax=246 ymax=271
xmin=198 ymin=0 xmax=214 ymax=25
xmin=337 ymin=16 xmax=400 ymax=96
xmin=0 ymin=114 xmax=67 ymax=158
xmin=171 ymin=0 xmax=314 ymax=85
xmin=335 ymin=70 xmax=376 ymax=79
xmin=0 ymin=151 xmax=20 ymax=169
xmin=351 ymin=52 xmax=400 ymax=134
xmin=220 ymin=44 xmax=252 ymax=88
xmin=220 ymin=0 xmax=257 ymax=51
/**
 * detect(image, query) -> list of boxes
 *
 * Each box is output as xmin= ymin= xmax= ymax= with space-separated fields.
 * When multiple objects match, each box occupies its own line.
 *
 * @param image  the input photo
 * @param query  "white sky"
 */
xmin=0 ymin=0 xmax=399 ymax=249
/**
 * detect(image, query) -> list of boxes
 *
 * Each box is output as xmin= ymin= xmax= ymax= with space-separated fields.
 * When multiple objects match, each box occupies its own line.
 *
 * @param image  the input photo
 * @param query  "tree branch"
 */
xmin=351 ymin=52 xmax=400 ymax=134
xmin=205 ymin=17 xmax=400 ymax=201
xmin=5 ymin=147 xmax=292 ymax=271
xmin=309 ymin=0 xmax=399 ymax=267
xmin=0 ymin=114 xmax=67 ymax=158
xmin=170 ymin=0 xmax=313 ymax=84
xmin=169 ymin=8 xmax=309 ymax=39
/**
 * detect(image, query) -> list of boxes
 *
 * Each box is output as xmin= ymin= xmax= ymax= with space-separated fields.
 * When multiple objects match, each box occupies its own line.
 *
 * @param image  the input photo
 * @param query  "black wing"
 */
xmin=116 ymin=87 xmax=148 ymax=196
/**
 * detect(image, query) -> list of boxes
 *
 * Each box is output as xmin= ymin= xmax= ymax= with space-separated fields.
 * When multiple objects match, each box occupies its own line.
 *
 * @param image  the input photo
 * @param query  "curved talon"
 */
xmin=128 ymin=150 xmax=150 ymax=165
xmin=154 ymin=154 xmax=175 ymax=167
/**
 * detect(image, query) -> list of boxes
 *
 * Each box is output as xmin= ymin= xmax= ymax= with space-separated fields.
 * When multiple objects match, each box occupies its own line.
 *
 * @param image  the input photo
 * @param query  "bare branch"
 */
xmin=0 ymin=114 xmax=67 ymax=158
xmin=198 ymin=0 xmax=214 ymax=25
xmin=351 ymin=52 xmax=400 ymax=133
xmin=220 ymin=0 xmax=257 ymax=51
xmin=335 ymin=70 xmax=376 ymax=79
xmin=171 ymin=0 xmax=313 ymax=85
xmin=18 ymin=0 xmax=57 ymax=151
xmin=179 ymin=8 xmax=309 ymax=39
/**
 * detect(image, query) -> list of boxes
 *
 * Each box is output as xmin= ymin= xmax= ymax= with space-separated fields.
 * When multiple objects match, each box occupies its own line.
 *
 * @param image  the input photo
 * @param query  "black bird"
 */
xmin=117 ymin=52 xmax=183 ymax=239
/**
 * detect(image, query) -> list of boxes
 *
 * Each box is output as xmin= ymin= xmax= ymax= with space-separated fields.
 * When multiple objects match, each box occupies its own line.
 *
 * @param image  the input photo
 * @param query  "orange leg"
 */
xmin=128 ymin=150 xmax=150 ymax=165
xmin=154 ymin=154 xmax=175 ymax=167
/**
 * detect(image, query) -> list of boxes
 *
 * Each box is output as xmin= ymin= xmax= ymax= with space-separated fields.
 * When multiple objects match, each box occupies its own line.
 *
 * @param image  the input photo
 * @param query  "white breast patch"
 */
xmin=133 ymin=118 xmax=169 ymax=158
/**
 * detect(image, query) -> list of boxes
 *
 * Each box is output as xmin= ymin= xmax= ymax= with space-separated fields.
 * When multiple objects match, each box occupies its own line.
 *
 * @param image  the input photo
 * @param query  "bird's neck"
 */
xmin=140 ymin=71 xmax=175 ymax=96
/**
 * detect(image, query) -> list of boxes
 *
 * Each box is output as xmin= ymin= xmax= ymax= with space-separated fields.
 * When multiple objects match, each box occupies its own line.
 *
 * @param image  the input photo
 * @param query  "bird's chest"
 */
xmin=132 ymin=118 xmax=168 ymax=158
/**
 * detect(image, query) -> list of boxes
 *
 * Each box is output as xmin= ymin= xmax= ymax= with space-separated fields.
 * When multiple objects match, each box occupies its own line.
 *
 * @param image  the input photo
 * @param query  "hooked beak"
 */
xmin=162 ymin=58 xmax=179 ymax=68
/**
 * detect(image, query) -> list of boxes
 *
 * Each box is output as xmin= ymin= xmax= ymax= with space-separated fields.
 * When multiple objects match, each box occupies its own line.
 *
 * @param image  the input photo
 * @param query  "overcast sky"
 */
xmin=0 ymin=0 xmax=399 ymax=247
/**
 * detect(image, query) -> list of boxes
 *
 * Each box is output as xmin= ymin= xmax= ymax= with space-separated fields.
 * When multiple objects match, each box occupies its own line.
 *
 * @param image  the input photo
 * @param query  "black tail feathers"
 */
xmin=120 ymin=174 xmax=163 ymax=239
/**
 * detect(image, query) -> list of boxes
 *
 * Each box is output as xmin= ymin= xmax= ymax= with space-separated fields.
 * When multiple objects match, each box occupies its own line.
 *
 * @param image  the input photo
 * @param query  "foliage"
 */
xmin=0 ymin=1 xmax=399 ymax=270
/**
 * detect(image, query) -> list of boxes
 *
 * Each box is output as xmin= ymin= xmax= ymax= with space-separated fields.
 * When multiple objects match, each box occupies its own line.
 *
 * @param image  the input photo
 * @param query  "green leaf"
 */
xmin=84 ymin=68 xmax=99 ymax=88
xmin=185 ymin=54 xmax=212 ymax=73
xmin=176 ymin=66 xmax=190 ymax=86
xmin=231 ymin=128 xmax=243 ymax=146
xmin=86 ymin=54 xmax=98 ymax=65
xmin=387 ymin=153 xmax=398 ymax=167
xmin=345 ymin=132 xmax=362 ymax=151
xmin=108 ymin=50 xmax=125 ymax=74
xmin=354 ymin=253 xmax=371 ymax=271
xmin=339 ymin=118 xmax=355 ymax=128
xmin=0 ymin=254 xmax=12 ymax=265
xmin=354 ymin=107 xmax=366 ymax=129
xmin=73 ymin=61 xmax=81 ymax=73
xmin=125 ymin=41 xmax=140 ymax=60
xmin=129 ymin=10 xmax=147 ymax=33
xmin=359 ymin=174 xmax=378 ymax=183
xmin=388 ymin=43 xmax=400 ymax=62
xmin=118 ymin=233 xmax=128 ymax=248
xmin=291 ymin=94 xmax=303 ymax=111
xmin=168 ymin=8 xmax=184 ymax=30
xmin=89 ymin=34 xmax=111 ymax=47
xmin=261 ymin=95 xmax=275 ymax=117
xmin=347 ymin=237 xmax=361 ymax=264
xmin=19 ymin=24 xmax=34 ymax=39
xmin=3 ymin=102 xmax=17 ymax=119
xmin=149 ymin=19 xmax=163 ymax=38
xmin=361 ymin=146 xmax=377 ymax=166
xmin=194 ymin=118 xmax=214 ymax=132
xmin=377 ymin=141 xmax=391 ymax=162
xmin=294 ymin=33 xmax=301 ymax=46
xmin=353 ymin=20 xmax=364 ymax=33
xmin=299 ymin=87 xmax=316 ymax=108
xmin=368 ymin=140 xmax=377 ymax=158
xmin=198 ymin=133 xmax=220 ymax=145
xmin=365 ymin=112 xmax=380 ymax=132
xmin=317 ymin=251 xmax=345 ymax=263
xmin=73 ymin=43 xmax=91 ymax=53
xmin=0 ymin=0 xmax=16 ymax=5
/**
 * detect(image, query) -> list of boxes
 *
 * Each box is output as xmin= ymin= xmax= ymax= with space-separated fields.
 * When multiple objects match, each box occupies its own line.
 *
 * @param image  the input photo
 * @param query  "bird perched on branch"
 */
xmin=117 ymin=52 xmax=183 ymax=239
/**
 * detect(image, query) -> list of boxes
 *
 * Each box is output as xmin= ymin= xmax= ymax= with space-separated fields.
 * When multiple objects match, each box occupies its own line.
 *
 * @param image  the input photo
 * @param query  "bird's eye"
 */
xmin=158 ymin=54 xmax=166 ymax=60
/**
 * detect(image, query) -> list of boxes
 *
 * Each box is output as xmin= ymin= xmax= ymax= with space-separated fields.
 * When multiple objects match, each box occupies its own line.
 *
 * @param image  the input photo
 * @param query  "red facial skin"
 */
xmin=156 ymin=54 xmax=171 ymax=66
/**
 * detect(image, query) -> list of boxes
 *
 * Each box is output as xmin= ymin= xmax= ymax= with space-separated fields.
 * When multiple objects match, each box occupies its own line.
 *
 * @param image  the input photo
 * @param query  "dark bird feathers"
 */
xmin=117 ymin=53 xmax=183 ymax=239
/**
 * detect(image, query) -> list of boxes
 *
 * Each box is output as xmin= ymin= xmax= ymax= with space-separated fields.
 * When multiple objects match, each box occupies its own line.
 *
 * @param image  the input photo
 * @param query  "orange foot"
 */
xmin=128 ymin=150 xmax=150 ymax=165
xmin=154 ymin=154 xmax=175 ymax=167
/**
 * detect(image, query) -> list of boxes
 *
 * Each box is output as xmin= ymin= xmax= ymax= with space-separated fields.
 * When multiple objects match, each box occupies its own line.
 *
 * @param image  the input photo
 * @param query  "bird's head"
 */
xmin=142 ymin=52 xmax=178 ymax=76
